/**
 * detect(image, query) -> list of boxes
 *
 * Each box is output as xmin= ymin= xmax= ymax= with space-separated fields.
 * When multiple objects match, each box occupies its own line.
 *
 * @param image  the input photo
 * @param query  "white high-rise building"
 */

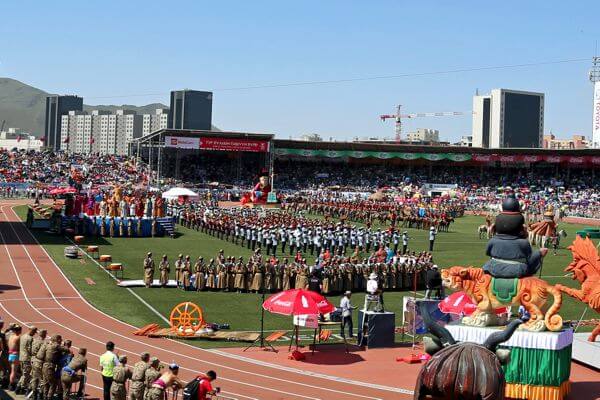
xmin=142 ymin=108 xmax=169 ymax=136
xmin=472 ymin=89 xmax=544 ymax=148
xmin=60 ymin=109 xmax=143 ymax=155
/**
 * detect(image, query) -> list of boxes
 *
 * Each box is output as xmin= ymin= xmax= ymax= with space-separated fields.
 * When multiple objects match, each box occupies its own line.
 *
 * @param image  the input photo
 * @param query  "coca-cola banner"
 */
xmin=199 ymin=137 xmax=270 ymax=152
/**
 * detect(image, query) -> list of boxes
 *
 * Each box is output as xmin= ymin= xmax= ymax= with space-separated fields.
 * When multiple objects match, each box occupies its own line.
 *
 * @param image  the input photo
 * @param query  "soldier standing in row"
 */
xmin=143 ymin=253 xmax=155 ymax=288
xmin=129 ymin=353 xmax=150 ymax=400
xmin=143 ymin=358 xmax=161 ymax=400
xmin=174 ymin=254 xmax=184 ymax=289
xmin=110 ymin=356 xmax=131 ymax=400
xmin=41 ymin=334 xmax=65 ymax=400
xmin=17 ymin=326 xmax=37 ymax=394
xmin=60 ymin=348 xmax=87 ymax=399
xmin=159 ymin=255 xmax=170 ymax=287
xmin=29 ymin=329 xmax=47 ymax=398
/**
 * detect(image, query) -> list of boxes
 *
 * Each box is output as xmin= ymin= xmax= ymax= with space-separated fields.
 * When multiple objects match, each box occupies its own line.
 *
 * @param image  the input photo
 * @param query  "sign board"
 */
xmin=267 ymin=191 xmax=277 ymax=203
xmin=293 ymin=314 xmax=319 ymax=329
xmin=199 ymin=137 xmax=270 ymax=153
xmin=593 ymin=81 xmax=600 ymax=148
xmin=402 ymin=297 xmax=455 ymax=335
xmin=165 ymin=136 xmax=200 ymax=149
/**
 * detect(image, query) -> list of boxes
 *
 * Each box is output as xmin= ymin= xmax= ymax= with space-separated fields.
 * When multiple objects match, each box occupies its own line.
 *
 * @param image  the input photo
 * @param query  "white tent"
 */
xmin=161 ymin=187 xmax=200 ymax=199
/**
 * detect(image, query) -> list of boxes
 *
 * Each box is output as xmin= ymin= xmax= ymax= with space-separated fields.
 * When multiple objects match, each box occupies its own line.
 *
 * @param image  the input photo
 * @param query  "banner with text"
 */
xmin=165 ymin=136 xmax=200 ymax=149
xmin=199 ymin=137 xmax=270 ymax=152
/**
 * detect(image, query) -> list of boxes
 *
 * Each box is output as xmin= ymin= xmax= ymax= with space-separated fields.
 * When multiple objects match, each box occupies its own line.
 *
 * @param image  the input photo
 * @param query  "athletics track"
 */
xmin=0 ymin=201 xmax=598 ymax=400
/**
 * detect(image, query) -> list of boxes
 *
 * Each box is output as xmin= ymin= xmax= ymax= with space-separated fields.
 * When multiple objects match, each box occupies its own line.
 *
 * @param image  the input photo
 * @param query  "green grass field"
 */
xmin=13 ymin=205 xmax=594 ymax=347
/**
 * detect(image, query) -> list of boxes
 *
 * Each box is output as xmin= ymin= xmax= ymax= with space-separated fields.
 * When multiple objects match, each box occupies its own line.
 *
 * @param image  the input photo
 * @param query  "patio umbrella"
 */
xmin=438 ymin=291 xmax=507 ymax=316
xmin=262 ymin=289 xmax=335 ymax=316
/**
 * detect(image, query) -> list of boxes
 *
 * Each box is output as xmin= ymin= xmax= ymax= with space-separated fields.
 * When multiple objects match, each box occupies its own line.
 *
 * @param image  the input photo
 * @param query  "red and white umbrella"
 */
xmin=262 ymin=289 xmax=335 ymax=316
xmin=439 ymin=291 xmax=507 ymax=316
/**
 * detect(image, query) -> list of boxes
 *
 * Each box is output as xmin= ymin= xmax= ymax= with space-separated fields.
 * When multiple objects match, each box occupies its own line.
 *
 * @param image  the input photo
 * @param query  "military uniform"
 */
xmin=110 ymin=365 xmax=132 ymax=400
xmin=159 ymin=260 xmax=170 ymax=287
xmin=143 ymin=257 xmax=155 ymax=288
xmin=17 ymin=331 xmax=34 ymax=391
xmin=143 ymin=367 xmax=160 ymax=400
xmin=129 ymin=361 xmax=149 ymax=400
xmin=41 ymin=342 xmax=65 ymax=400
xmin=30 ymin=336 xmax=46 ymax=394
xmin=60 ymin=354 xmax=87 ymax=399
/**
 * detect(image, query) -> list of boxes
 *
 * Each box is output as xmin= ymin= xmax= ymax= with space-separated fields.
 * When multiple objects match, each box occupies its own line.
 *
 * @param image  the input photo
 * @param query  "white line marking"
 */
xmin=0 ymin=208 xmax=325 ymax=400
xmin=7 ymin=205 xmax=403 ymax=399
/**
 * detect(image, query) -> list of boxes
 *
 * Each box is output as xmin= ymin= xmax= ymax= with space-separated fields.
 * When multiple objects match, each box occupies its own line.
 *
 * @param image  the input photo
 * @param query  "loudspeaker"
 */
xmin=358 ymin=311 xmax=395 ymax=348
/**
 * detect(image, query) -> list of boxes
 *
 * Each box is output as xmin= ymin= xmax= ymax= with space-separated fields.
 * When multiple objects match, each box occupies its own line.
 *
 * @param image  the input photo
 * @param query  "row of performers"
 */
xmin=61 ymin=216 xmax=171 ymax=237
xmin=63 ymin=194 xmax=167 ymax=218
xmin=142 ymin=251 xmax=435 ymax=293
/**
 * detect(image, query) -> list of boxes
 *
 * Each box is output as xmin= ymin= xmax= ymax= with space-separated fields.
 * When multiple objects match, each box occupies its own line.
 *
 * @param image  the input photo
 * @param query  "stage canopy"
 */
xmin=161 ymin=187 xmax=199 ymax=199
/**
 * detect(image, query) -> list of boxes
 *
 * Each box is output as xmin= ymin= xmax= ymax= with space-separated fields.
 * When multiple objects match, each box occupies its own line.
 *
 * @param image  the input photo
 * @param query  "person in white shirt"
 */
xmin=366 ymin=273 xmax=384 ymax=312
xmin=339 ymin=291 xmax=356 ymax=338
xmin=429 ymin=227 xmax=437 ymax=251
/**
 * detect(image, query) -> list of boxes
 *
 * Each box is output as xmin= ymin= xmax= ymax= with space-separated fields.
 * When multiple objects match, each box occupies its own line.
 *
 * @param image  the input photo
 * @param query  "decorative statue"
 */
xmin=119 ymin=218 xmax=125 ymax=237
xmin=483 ymin=195 xmax=546 ymax=279
xmin=135 ymin=198 xmax=144 ymax=218
xmin=151 ymin=218 xmax=157 ymax=237
xmin=556 ymin=236 xmax=600 ymax=342
xmin=250 ymin=175 xmax=271 ymax=204
xmin=120 ymin=198 xmax=128 ymax=218
xmin=127 ymin=218 xmax=133 ymax=237
xmin=108 ymin=197 xmax=117 ymax=218
xmin=144 ymin=197 xmax=153 ymax=218
xmin=100 ymin=217 xmax=106 ymax=236
xmin=113 ymin=185 xmax=123 ymax=202
xmin=99 ymin=198 xmax=107 ymax=217
xmin=415 ymin=302 xmax=523 ymax=400
xmin=442 ymin=266 xmax=562 ymax=331
xmin=154 ymin=196 xmax=164 ymax=218
xmin=528 ymin=206 xmax=558 ymax=247
xmin=129 ymin=201 xmax=136 ymax=219
xmin=109 ymin=217 xmax=115 ymax=237
xmin=137 ymin=217 xmax=142 ymax=236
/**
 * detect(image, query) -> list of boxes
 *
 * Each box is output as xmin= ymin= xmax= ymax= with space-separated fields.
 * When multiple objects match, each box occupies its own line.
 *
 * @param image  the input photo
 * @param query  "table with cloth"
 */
xmin=446 ymin=323 xmax=572 ymax=400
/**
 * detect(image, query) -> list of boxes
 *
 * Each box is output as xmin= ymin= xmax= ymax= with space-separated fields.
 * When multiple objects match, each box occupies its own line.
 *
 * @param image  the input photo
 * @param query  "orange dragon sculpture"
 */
xmin=442 ymin=266 xmax=563 ymax=332
xmin=556 ymin=236 xmax=600 ymax=342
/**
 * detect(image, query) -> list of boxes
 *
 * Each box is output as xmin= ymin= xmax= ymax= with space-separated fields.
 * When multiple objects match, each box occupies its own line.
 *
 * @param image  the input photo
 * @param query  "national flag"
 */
xmin=89 ymin=136 xmax=95 ymax=145
xmin=63 ymin=136 xmax=70 ymax=144
xmin=16 ymin=135 xmax=22 ymax=143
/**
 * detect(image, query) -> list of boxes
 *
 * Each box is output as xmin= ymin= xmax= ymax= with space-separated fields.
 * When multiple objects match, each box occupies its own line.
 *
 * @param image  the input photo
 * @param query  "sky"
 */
xmin=1 ymin=0 xmax=599 ymax=142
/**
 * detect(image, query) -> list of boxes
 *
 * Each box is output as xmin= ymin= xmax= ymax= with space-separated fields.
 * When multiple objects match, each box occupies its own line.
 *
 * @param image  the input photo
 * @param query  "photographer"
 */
xmin=198 ymin=370 xmax=219 ymax=400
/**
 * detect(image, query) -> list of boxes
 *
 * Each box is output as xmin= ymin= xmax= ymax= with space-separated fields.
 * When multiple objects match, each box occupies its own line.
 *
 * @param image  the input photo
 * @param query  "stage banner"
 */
xmin=165 ymin=136 xmax=200 ymax=149
xmin=199 ymin=137 xmax=270 ymax=152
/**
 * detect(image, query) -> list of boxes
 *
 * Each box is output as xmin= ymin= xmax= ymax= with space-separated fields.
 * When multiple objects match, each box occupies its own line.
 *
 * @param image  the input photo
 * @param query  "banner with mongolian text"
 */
xmin=275 ymin=148 xmax=600 ymax=164
xmin=199 ymin=137 xmax=270 ymax=152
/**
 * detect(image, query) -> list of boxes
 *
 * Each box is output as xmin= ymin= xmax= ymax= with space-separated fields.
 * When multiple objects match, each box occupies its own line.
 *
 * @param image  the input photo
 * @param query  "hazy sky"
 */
xmin=1 ymin=1 xmax=599 ymax=141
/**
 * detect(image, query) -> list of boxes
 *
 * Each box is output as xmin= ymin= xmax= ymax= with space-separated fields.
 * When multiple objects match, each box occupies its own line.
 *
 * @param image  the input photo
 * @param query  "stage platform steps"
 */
xmin=572 ymin=332 xmax=600 ymax=369
xmin=156 ymin=217 xmax=175 ymax=237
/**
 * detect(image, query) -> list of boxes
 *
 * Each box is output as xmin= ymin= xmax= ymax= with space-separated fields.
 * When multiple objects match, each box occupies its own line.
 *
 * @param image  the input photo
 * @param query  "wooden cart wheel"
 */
xmin=169 ymin=302 xmax=204 ymax=337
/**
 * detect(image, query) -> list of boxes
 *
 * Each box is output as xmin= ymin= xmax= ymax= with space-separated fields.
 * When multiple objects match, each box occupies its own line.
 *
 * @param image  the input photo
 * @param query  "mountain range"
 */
xmin=0 ymin=78 xmax=216 ymax=136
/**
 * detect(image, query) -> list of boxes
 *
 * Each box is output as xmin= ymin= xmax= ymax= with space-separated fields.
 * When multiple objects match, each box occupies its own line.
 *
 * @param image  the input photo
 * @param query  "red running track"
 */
xmin=0 ymin=203 xmax=411 ymax=400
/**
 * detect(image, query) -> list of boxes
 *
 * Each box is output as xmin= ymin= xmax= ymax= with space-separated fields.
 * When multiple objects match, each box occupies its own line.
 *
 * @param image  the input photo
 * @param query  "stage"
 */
xmin=572 ymin=333 xmax=600 ymax=370
xmin=215 ymin=343 xmax=600 ymax=399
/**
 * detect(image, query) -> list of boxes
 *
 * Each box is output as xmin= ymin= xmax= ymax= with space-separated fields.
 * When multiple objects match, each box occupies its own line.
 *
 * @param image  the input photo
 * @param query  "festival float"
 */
xmin=417 ymin=196 xmax=575 ymax=400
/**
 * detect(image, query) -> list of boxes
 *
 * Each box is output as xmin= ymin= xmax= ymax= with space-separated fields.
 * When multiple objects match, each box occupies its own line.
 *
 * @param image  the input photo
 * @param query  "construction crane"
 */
xmin=379 ymin=105 xmax=465 ymax=142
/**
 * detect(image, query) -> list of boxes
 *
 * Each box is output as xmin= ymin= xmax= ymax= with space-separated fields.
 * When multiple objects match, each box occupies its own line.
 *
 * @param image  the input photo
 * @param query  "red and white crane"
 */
xmin=379 ymin=105 xmax=465 ymax=142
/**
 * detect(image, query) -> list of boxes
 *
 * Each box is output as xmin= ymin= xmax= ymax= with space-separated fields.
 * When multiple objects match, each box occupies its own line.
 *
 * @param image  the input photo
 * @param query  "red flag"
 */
xmin=63 ymin=136 xmax=70 ymax=144
xmin=89 ymin=136 xmax=95 ymax=145
xmin=16 ymin=135 xmax=22 ymax=143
